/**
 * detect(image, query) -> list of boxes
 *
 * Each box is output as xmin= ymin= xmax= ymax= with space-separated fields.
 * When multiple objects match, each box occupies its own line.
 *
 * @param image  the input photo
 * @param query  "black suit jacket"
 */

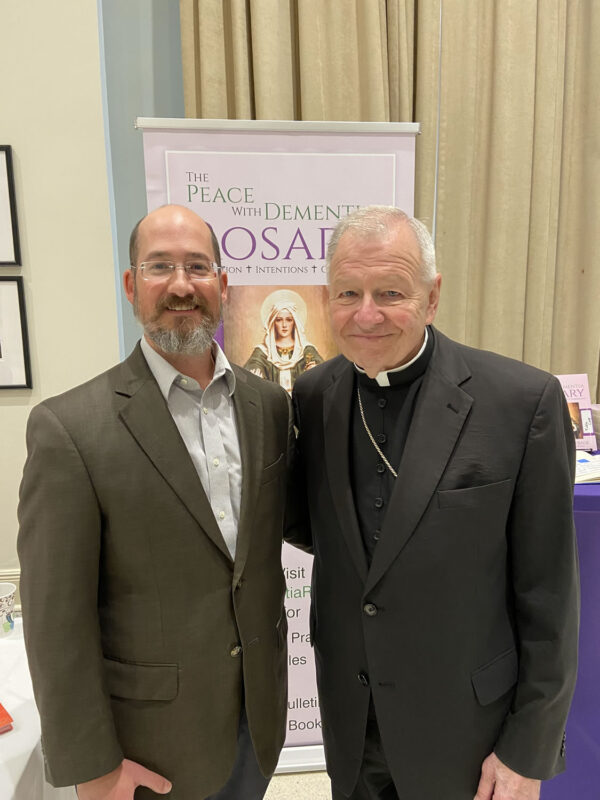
xmin=287 ymin=328 xmax=579 ymax=800
xmin=18 ymin=344 xmax=291 ymax=799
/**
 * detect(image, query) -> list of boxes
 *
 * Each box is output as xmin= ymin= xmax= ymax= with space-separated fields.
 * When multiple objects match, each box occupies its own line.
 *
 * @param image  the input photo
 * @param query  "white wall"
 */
xmin=0 ymin=2 xmax=120 ymax=577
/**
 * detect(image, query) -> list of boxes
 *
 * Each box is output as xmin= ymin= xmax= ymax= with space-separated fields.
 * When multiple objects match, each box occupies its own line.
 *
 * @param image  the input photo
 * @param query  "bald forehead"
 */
xmin=139 ymin=205 xmax=210 ymax=237
xmin=135 ymin=206 xmax=215 ymax=260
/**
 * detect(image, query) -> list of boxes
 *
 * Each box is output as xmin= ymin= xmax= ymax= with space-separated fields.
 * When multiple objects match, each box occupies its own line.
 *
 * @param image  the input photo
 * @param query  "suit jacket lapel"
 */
xmin=115 ymin=345 xmax=231 ymax=561
xmin=231 ymin=367 xmax=262 ymax=585
xmin=324 ymin=360 xmax=369 ymax=583
xmin=365 ymin=332 xmax=473 ymax=594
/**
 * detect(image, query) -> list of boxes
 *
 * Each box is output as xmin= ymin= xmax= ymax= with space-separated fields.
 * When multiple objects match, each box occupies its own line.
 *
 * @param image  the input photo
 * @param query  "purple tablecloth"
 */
xmin=542 ymin=484 xmax=600 ymax=799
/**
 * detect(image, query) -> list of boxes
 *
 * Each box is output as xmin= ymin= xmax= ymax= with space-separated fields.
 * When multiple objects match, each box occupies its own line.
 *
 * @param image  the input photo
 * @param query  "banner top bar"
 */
xmin=135 ymin=118 xmax=420 ymax=134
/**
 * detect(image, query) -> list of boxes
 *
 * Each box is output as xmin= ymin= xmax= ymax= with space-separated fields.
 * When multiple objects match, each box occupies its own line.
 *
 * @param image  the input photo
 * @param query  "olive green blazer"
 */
xmin=18 ymin=343 xmax=290 ymax=799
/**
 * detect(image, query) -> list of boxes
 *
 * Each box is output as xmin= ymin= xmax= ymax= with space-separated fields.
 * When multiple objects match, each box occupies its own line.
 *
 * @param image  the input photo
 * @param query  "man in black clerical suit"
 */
xmin=286 ymin=206 xmax=579 ymax=800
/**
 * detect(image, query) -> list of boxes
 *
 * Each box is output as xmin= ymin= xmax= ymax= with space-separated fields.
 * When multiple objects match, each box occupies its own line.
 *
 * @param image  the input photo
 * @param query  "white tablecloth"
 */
xmin=0 ymin=616 xmax=76 ymax=800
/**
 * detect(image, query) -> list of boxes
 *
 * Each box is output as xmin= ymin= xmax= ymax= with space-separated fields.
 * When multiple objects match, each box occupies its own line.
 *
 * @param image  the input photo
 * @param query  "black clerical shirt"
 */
xmin=350 ymin=327 xmax=435 ymax=563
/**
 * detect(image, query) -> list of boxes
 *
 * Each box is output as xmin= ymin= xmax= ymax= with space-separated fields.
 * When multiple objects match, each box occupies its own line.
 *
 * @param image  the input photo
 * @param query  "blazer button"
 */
xmin=357 ymin=672 xmax=370 ymax=687
xmin=230 ymin=645 xmax=242 ymax=657
xmin=363 ymin=603 xmax=378 ymax=617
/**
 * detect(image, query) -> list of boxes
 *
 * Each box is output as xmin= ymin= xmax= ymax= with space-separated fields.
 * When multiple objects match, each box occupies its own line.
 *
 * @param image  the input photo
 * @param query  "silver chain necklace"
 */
xmin=356 ymin=386 xmax=398 ymax=478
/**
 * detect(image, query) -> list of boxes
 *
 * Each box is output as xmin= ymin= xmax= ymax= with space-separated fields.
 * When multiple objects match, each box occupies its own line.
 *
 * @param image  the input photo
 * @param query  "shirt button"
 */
xmin=373 ymin=530 xmax=381 ymax=542
xmin=376 ymin=462 xmax=386 ymax=474
xmin=376 ymin=432 xmax=387 ymax=444
xmin=179 ymin=377 xmax=188 ymax=386
xmin=203 ymin=407 xmax=208 ymax=415
xmin=213 ymin=458 xmax=220 ymax=467
xmin=363 ymin=603 xmax=378 ymax=617
xmin=230 ymin=645 xmax=242 ymax=657
xmin=357 ymin=672 xmax=370 ymax=687
xmin=377 ymin=398 xmax=387 ymax=408
xmin=219 ymin=511 xmax=225 ymax=520
xmin=374 ymin=497 xmax=384 ymax=509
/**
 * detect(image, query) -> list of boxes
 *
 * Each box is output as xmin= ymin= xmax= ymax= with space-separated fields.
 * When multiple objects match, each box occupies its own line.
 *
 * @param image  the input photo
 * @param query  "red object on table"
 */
xmin=0 ymin=701 xmax=13 ymax=733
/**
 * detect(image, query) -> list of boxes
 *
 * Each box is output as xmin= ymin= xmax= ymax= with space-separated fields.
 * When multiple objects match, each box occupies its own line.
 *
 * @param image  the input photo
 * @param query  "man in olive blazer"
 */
xmin=18 ymin=207 xmax=290 ymax=800
xmin=287 ymin=207 xmax=579 ymax=800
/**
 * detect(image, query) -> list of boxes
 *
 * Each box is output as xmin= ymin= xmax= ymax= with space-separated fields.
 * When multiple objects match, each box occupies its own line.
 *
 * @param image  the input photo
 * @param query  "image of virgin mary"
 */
xmin=244 ymin=290 xmax=323 ymax=393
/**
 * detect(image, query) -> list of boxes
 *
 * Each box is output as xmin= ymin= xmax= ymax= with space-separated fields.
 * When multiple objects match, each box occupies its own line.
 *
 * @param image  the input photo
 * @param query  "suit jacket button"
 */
xmin=357 ymin=672 xmax=370 ymax=687
xmin=363 ymin=603 xmax=378 ymax=616
xmin=230 ymin=645 xmax=242 ymax=657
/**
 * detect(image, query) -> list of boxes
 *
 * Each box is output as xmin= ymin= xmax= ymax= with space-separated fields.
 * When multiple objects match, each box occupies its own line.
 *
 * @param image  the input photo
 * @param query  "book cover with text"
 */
xmin=556 ymin=374 xmax=597 ymax=451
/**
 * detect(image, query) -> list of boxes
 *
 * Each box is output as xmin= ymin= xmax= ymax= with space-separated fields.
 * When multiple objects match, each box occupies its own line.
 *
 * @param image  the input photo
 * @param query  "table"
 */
xmin=0 ymin=616 xmax=76 ymax=800
xmin=541 ymin=484 xmax=600 ymax=799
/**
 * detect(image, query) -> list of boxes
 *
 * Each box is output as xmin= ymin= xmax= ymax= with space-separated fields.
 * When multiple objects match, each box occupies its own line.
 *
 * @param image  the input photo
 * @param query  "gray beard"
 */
xmin=133 ymin=286 xmax=220 ymax=355
xmin=144 ymin=319 xmax=217 ymax=355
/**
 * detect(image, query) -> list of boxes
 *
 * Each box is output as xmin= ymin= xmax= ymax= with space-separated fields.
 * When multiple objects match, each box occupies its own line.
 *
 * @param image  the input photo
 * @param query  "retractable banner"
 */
xmin=139 ymin=118 xmax=418 ymax=771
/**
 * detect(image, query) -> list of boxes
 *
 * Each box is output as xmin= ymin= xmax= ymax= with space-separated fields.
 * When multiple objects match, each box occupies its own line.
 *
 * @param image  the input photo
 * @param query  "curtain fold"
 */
xmin=179 ymin=0 xmax=600 ymax=395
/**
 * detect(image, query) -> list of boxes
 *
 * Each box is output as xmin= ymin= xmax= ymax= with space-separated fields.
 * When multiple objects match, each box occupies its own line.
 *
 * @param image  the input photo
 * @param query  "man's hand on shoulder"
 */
xmin=474 ymin=753 xmax=541 ymax=800
xmin=76 ymin=759 xmax=171 ymax=799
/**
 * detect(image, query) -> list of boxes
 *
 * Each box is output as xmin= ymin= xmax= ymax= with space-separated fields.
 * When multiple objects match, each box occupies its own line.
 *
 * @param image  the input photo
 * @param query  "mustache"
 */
xmin=155 ymin=293 xmax=211 ymax=315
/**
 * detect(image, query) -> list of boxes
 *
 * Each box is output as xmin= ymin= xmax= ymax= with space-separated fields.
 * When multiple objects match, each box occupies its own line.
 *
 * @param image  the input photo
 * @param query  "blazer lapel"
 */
xmin=324 ymin=360 xmax=369 ymax=583
xmin=115 ymin=346 xmax=231 ymax=561
xmin=230 ymin=367 xmax=262 ymax=585
xmin=365 ymin=333 xmax=473 ymax=595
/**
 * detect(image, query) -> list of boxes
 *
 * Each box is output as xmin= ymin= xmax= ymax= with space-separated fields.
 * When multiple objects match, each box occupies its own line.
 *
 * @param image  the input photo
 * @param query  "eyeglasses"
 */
xmin=136 ymin=260 xmax=221 ymax=282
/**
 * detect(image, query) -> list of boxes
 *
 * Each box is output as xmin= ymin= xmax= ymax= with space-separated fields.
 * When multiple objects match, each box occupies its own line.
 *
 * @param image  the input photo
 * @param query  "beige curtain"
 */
xmin=180 ymin=0 xmax=600 ymax=396
xmin=179 ymin=0 xmax=412 ymax=120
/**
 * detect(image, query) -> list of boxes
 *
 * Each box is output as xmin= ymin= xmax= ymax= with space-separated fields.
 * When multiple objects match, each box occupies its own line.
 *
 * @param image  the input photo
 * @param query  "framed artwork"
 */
xmin=0 ymin=277 xmax=32 ymax=388
xmin=0 ymin=146 xmax=21 ymax=265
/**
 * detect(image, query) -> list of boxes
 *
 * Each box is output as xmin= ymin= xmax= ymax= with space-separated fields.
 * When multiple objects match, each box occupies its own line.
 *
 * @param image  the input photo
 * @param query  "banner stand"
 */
xmin=276 ymin=744 xmax=326 ymax=774
xmin=137 ymin=117 xmax=419 ymax=773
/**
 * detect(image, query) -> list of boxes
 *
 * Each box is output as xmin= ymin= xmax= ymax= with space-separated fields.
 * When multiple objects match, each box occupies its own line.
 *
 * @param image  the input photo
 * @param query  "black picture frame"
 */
xmin=0 ymin=276 xmax=32 ymax=388
xmin=0 ymin=146 xmax=21 ymax=266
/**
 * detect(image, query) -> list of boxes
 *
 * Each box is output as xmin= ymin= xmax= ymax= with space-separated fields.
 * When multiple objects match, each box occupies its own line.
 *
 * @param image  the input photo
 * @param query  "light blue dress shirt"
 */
xmin=140 ymin=336 xmax=242 ymax=559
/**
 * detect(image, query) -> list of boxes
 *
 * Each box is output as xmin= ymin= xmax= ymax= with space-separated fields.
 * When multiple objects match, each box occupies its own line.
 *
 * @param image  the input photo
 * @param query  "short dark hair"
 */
xmin=129 ymin=217 xmax=144 ymax=266
xmin=128 ymin=212 xmax=221 ymax=267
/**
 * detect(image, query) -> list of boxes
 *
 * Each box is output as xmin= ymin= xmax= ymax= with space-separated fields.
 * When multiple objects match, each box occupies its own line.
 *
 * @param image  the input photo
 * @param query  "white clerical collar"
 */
xmin=354 ymin=328 xmax=429 ymax=387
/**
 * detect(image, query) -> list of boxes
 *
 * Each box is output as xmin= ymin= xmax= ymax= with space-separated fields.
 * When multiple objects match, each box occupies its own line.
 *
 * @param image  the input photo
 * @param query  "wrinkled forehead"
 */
xmin=329 ymin=225 xmax=421 ymax=281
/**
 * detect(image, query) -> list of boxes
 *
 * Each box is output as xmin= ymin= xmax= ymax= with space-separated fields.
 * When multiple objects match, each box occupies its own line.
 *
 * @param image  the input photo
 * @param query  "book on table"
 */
xmin=0 ymin=701 xmax=13 ymax=734
xmin=556 ymin=373 xmax=597 ymax=451
xmin=575 ymin=452 xmax=600 ymax=484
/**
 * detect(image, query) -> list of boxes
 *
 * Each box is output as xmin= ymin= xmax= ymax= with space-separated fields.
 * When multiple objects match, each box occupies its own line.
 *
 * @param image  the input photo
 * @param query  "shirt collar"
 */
xmin=140 ymin=336 xmax=236 ymax=399
xmin=354 ymin=327 xmax=430 ymax=387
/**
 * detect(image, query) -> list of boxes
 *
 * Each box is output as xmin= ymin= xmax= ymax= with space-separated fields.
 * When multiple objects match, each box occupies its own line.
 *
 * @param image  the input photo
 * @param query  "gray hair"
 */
xmin=326 ymin=205 xmax=437 ymax=283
